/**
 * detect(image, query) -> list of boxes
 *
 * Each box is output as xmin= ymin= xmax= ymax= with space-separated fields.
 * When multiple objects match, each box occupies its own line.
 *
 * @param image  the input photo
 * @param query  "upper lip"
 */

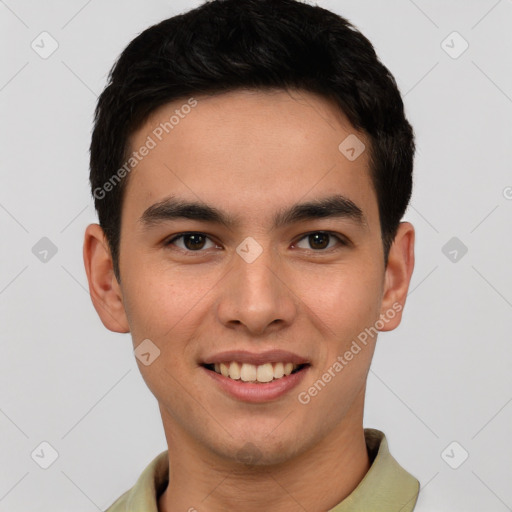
xmin=202 ymin=350 xmax=310 ymax=366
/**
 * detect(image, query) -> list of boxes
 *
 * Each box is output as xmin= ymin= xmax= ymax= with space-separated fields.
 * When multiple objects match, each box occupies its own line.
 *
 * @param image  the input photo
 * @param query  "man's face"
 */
xmin=115 ymin=89 xmax=390 ymax=464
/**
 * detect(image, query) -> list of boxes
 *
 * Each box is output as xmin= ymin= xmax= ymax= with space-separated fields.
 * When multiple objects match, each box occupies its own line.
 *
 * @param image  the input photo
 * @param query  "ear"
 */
xmin=83 ymin=223 xmax=130 ymax=333
xmin=378 ymin=222 xmax=415 ymax=332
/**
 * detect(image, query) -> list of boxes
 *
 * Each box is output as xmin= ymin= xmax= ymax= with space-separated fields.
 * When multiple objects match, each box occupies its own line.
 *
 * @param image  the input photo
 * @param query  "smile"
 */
xmin=204 ymin=361 xmax=307 ymax=383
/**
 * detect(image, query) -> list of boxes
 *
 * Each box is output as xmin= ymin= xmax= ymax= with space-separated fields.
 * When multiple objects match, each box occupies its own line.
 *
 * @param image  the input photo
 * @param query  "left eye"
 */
xmin=294 ymin=232 xmax=345 ymax=251
xmin=167 ymin=233 xmax=217 ymax=251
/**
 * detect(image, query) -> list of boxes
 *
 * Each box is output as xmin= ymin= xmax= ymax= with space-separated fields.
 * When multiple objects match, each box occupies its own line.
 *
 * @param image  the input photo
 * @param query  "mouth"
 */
xmin=202 ymin=361 xmax=309 ymax=383
xmin=200 ymin=350 xmax=311 ymax=402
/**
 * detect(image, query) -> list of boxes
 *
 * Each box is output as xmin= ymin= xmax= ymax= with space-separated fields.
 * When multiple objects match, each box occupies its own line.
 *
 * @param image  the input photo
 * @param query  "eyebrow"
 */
xmin=139 ymin=194 xmax=367 ymax=230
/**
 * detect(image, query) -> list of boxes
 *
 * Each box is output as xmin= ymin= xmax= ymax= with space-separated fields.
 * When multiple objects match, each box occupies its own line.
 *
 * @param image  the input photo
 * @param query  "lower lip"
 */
xmin=203 ymin=366 xmax=309 ymax=403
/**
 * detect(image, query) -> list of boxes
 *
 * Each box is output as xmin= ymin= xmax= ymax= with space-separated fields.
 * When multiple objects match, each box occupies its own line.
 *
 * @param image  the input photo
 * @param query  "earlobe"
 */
xmin=83 ymin=223 xmax=130 ymax=333
xmin=379 ymin=222 xmax=415 ymax=332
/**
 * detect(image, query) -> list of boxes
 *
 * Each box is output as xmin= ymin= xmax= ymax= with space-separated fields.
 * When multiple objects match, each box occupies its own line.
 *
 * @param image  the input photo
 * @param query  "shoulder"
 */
xmin=103 ymin=451 xmax=169 ymax=512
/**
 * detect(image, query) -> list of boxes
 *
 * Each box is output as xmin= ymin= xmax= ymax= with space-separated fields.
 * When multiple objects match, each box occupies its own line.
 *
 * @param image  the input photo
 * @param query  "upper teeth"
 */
xmin=213 ymin=362 xmax=299 ymax=382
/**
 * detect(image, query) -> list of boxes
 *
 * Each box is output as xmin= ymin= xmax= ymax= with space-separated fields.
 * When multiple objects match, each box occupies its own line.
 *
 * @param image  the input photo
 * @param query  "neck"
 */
xmin=158 ymin=400 xmax=370 ymax=512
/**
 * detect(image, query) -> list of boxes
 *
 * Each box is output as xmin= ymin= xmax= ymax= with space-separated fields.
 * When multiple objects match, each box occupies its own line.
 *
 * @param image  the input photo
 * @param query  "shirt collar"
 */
xmin=328 ymin=429 xmax=419 ymax=511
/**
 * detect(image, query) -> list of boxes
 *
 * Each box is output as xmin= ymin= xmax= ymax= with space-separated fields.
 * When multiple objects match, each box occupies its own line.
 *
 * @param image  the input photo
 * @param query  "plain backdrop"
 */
xmin=1 ymin=1 xmax=511 ymax=510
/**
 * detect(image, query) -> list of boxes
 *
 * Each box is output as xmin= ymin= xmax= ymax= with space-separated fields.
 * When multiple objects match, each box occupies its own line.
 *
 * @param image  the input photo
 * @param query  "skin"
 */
xmin=84 ymin=89 xmax=415 ymax=512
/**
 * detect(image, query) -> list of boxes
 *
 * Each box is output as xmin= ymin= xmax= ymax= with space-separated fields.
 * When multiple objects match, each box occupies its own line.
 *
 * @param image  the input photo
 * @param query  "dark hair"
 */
xmin=90 ymin=0 xmax=414 ymax=282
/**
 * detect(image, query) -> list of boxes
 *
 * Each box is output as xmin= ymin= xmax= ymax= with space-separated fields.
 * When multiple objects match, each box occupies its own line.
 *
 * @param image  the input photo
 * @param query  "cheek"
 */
xmin=296 ymin=262 xmax=383 ymax=345
xmin=120 ymin=264 xmax=209 ymax=341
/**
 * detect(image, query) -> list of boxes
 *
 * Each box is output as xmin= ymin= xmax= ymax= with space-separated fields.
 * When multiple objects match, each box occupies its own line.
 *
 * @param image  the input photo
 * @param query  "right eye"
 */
xmin=165 ymin=232 xmax=220 ymax=252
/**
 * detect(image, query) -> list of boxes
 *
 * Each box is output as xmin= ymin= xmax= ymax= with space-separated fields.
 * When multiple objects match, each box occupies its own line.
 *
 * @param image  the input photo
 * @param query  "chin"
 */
xmin=210 ymin=430 xmax=308 ymax=468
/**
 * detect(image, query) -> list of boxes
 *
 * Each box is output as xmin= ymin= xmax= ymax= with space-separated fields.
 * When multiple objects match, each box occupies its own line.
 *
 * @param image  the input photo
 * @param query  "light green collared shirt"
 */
xmin=105 ymin=428 xmax=419 ymax=512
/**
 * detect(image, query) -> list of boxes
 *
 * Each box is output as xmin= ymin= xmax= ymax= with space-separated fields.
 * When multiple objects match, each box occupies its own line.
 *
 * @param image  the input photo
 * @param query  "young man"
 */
xmin=83 ymin=0 xmax=419 ymax=510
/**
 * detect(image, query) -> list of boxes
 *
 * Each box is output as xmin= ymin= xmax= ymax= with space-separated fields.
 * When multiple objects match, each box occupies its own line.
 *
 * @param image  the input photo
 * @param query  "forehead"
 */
xmin=123 ymin=89 xmax=377 ymax=227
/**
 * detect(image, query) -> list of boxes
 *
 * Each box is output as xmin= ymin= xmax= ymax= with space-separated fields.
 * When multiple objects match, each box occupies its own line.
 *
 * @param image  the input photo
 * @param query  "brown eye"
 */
xmin=308 ymin=232 xmax=330 ymax=250
xmin=294 ymin=231 xmax=346 ymax=251
xmin=167 ymin=233 xmax=216 ymax=251
xmin=184 ymin=234 xmax=206 ymax=250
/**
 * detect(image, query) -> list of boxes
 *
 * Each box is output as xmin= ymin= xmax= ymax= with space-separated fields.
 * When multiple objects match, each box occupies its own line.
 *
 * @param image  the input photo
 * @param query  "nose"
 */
xmin=215 ymin=241 xmax=298 ymax=337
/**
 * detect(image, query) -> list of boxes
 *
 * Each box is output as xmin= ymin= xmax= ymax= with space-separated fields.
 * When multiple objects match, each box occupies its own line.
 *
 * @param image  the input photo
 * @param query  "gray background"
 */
xmin=1 ymin=0 xmax=511 ymax=510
